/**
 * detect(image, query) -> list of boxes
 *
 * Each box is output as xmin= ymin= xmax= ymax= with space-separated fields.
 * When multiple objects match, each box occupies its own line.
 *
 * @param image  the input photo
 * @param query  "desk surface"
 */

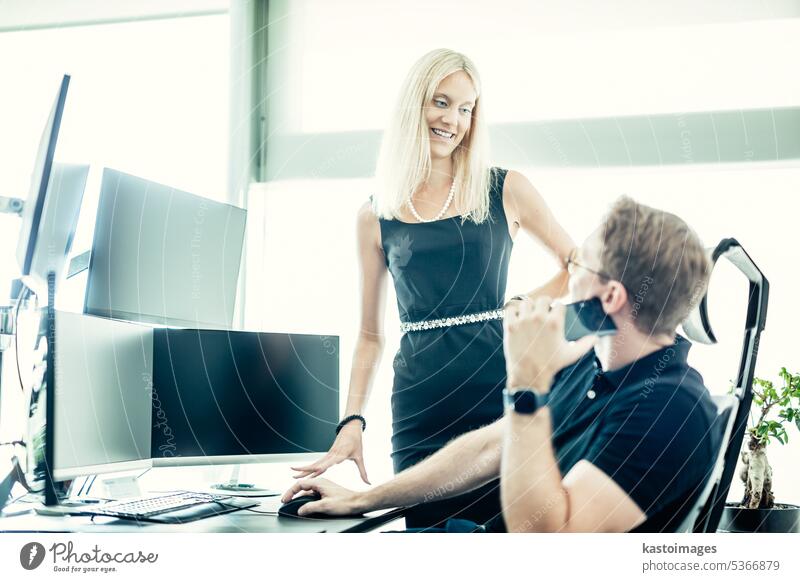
xmin=0 ymin=496 xmax=406 ymax=533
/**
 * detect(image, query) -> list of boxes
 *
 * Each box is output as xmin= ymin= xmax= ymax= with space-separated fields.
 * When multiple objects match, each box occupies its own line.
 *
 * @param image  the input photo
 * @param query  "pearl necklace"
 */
xmin=408 ymin=181 xmax=456 ymax=223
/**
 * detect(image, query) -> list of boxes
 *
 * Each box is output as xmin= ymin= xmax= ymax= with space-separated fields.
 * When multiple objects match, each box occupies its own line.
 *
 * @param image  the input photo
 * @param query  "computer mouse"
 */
xmin=278 ymin=492 xmax=324 ymax=518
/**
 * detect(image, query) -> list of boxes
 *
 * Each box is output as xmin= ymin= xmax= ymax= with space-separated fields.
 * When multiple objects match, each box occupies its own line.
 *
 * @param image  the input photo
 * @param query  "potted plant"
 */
xmin=720 ymin=367 xmax=800 ymax=532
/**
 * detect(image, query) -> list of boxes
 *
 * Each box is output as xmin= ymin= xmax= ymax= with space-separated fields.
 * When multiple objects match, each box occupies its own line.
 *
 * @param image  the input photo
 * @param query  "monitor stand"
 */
xmin=210 ymin=465 xmax=280 ymax=497
xmin=30 ymin=474 xmax=108 ymax=516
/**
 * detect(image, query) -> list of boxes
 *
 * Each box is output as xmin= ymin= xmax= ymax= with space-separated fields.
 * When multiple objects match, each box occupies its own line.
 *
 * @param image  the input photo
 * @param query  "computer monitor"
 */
xmin=84 ymin=168 xmax=247 ymax=329
xmin=52 ymin=311 xmax=153 ymax=481
xmin=4 ymin=74 xmax=87 ymax=504
xmin=48 ymin=319 xmax=338 ymax=495
xmin=15 ymin=74 xmax=88 ymax=296
xmin=150 ymin=328 xmax=339 ymax=467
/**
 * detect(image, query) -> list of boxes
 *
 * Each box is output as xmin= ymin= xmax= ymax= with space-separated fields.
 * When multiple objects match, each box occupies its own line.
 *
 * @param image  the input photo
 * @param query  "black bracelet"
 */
xmin=336 ymin=414 xmax=366 ymax=435
xmin=503 ymin=295 xmax=527 ymax=308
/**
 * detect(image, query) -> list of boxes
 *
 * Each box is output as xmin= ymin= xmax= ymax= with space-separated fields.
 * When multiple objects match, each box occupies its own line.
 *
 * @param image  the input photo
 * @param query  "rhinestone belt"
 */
xmin=400 ymin=308 xmax=505 ymax=333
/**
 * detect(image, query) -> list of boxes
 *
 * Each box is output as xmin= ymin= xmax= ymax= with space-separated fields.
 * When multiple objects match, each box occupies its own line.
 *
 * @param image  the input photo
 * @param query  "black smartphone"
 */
xmin=564 ymin=297 xmax=617 ymax=341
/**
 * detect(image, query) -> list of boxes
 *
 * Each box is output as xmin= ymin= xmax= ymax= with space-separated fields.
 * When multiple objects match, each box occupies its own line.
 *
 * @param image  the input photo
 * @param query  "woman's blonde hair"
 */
xmin=372 ymin=48 xmax=491 ymax=223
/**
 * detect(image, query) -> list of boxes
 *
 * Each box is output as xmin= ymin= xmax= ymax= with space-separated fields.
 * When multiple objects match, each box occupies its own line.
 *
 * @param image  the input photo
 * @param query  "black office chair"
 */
xmin=671 ymin=394 xmax=737 ymax=532
xmin=675 ymin=238 xmax=769 ymax=533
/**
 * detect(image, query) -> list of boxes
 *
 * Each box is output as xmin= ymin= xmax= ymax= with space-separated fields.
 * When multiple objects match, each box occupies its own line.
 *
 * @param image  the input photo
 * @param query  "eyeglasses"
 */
xmin=566 ymin=255 xmax=614 ymax=281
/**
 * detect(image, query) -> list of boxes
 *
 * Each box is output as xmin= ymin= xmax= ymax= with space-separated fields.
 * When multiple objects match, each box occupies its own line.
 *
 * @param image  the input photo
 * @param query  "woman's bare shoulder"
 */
xmin=357 ymin=199 xmax=382 ymax=249
xmin=503 ymin=168 xmax=533 ymax=191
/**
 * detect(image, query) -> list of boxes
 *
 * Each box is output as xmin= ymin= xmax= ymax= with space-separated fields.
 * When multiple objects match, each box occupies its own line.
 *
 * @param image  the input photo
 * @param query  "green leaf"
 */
xmin=769 ymin=427 xmax=789 ymax=446
xmin=753 ymin=377 xmax=772 ymax=393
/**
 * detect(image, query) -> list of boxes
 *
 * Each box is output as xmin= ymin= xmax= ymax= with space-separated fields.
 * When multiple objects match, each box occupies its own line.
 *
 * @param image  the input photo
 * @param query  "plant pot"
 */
xmin=719 ymin=502 xmax=800 ymax=533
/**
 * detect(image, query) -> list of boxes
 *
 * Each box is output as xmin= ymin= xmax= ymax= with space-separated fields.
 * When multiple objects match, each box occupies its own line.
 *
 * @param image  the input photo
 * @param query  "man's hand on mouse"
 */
xmin=503 ymin=296 xmax=597 ymax=392
xmin=281 ymin=478 xmax=365 ymax=517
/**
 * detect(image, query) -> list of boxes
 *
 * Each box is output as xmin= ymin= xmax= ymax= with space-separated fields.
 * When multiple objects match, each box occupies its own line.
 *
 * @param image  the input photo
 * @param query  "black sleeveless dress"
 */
xmin=377 ymin=167 xmax=513 ymax=528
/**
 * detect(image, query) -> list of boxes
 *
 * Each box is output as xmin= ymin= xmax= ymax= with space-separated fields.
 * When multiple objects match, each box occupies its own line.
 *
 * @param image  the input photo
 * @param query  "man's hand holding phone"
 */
xmin=503 ymin=297 xmax=599 ymax=393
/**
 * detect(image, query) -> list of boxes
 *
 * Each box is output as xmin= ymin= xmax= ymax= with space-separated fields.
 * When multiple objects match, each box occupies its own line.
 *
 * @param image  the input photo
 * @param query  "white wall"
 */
xmin=265 ymin=1 xmax=800 ymax=137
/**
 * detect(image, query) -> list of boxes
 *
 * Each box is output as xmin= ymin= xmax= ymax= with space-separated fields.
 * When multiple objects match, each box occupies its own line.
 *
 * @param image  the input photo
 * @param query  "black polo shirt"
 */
xmin=491 ymin=335 xmax=720 ymax=532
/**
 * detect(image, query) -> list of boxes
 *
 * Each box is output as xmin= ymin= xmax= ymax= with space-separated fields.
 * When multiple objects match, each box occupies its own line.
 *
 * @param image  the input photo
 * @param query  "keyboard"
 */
xmin=83 ymin=491 xmax=257 ymax=523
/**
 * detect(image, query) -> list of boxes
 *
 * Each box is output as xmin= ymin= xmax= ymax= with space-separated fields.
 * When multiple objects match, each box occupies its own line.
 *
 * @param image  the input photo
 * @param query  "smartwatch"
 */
xmin=503 ymin=388 xmax=549 ymax=415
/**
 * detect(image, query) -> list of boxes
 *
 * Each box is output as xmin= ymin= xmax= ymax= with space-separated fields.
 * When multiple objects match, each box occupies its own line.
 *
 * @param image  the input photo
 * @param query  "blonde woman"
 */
xmin=293 ymin=49 xmax=575 ymax=528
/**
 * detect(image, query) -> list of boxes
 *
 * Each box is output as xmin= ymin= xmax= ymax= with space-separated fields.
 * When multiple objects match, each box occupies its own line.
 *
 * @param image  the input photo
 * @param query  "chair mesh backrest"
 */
xmin=673 ymin=395 xmax=738 ymax=532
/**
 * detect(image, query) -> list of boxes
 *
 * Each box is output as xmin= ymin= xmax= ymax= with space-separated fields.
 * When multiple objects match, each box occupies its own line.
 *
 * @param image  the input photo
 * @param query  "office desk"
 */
xmin=0 ymin=496 xmax=406 ymax=533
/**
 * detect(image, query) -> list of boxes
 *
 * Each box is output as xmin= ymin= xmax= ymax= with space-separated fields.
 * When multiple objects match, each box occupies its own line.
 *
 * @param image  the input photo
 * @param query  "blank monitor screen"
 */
xmin=85 ymin=168 xmax=246 ymax=328
xmin=151 ymin=329 xmax=339 ymax=465
xmin=53 ymin=311 xmax=153 ymax=481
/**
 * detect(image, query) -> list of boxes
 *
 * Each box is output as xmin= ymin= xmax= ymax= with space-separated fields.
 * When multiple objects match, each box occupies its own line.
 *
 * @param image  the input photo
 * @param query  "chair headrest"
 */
xmin=681 ymin=246 xmax=720 ymax=346
xmin=681 ymin=238 xmax=768 ymax=345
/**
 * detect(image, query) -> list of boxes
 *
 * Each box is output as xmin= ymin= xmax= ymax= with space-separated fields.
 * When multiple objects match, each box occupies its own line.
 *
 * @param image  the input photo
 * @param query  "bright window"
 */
xmin=0 ymin=14 xmax=230 ymax=297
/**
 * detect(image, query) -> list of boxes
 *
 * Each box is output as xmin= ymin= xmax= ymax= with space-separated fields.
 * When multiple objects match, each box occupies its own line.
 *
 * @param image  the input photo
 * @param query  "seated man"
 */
xmin=282 ymin=196 xmax=720 ymax=533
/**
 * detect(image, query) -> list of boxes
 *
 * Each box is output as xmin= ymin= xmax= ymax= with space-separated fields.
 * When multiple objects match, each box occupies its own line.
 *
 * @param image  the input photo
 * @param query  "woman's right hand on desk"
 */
xmin=291 ymin=422 xmax=371 ymax=484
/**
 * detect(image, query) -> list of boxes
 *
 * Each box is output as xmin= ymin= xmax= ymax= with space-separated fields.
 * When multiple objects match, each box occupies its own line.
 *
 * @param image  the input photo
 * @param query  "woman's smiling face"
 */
xmin=424 ymin=70 xmax=476 ymax=160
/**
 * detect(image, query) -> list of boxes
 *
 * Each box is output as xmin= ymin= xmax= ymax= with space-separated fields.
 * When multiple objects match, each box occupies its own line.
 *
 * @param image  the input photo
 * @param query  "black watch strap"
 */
xmin=336 ymin=414 xmax=366 ymax=435
xmin=503 ymin=389 xmax=548 ymax=415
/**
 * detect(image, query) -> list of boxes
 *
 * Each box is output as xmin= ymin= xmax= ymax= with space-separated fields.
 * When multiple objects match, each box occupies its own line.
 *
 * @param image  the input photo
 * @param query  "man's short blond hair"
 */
xmin=599 ymin=196 xmax=711 ymax=337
